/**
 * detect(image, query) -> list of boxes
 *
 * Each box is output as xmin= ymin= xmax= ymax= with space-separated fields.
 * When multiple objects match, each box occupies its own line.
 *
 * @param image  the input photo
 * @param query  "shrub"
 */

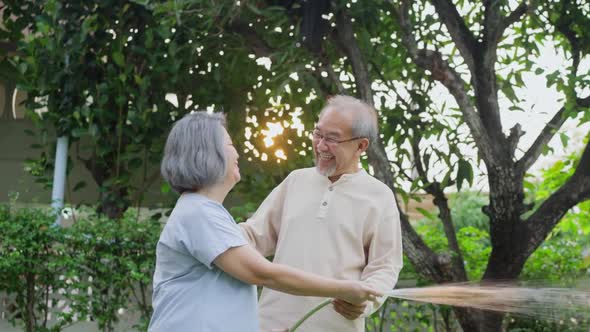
xmin=0 ymin=204 xmax=162 ymax=332
xmin=457 ymin=226 xmax=491 ymax=280
xmin=0 ymin=204 xmax=71 ymax=332
xmin=63 ymin=209 xmax=161 ymax=332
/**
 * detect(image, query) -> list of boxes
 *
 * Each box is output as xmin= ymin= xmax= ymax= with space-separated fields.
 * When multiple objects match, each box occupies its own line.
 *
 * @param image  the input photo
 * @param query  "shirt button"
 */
xmin=329 ymin=187 xmax=334 ymax=191
xmin=322 ymin=202 xmax=328 ymax=206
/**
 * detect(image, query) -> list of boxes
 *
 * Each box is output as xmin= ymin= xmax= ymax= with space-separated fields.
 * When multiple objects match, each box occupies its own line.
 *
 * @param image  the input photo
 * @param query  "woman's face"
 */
xmin=222 ymin=128 xmax=241 ymax=186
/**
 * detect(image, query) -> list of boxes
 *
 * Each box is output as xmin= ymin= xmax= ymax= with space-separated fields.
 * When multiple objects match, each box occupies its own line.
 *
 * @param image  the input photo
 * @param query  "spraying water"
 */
xmin=289 ymin=283 xmax=590 ymax=332
xmin=387 ymin=283 xmax=590 ymax=321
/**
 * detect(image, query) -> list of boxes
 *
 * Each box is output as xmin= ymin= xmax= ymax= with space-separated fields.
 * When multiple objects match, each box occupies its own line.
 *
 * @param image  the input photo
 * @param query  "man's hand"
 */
xmin=339 ymin=280 xmax=381 ymax=304
xmin=332 ymin=298 xmax=368 ymax=320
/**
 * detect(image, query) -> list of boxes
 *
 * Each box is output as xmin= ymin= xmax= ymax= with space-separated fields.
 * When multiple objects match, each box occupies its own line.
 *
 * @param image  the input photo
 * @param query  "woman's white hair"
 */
xmin=161 ymin=111 xmax=226 ymax=193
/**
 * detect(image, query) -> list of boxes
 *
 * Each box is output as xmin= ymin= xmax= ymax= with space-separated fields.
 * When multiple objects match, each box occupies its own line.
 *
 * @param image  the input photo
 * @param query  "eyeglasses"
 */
xmin=312 ymin=129 xmax=364 ymax=145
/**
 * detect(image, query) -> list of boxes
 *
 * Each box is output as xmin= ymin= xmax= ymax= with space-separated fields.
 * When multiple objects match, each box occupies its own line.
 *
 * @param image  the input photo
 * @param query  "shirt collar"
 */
xmin=339 ymin=168 xmax=366 ymax=181
xmin=314 ymin=168 xmax=367 ymax=185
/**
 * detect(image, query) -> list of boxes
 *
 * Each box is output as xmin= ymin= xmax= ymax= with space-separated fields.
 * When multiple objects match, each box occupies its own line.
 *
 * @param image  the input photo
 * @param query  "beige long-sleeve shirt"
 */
xmin=240 ymin=167 xmax=403 ymax=332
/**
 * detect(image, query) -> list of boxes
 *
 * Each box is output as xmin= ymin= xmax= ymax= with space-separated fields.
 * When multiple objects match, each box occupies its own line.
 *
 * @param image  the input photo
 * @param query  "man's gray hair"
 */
xmin=161 ymin=111 xmax=227 ymax=193
xmin=319 ymin=95 xmax=378 ymax=143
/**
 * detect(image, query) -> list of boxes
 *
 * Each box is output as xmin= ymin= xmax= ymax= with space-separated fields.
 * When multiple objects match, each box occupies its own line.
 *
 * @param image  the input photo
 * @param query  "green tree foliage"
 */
xmin=2 ymin=0 xmax=245 ymax=217
xmin=4 ymin=0 xmax=179 ymax=217
xmin=2 ymin=0 xmax=323 ymax=217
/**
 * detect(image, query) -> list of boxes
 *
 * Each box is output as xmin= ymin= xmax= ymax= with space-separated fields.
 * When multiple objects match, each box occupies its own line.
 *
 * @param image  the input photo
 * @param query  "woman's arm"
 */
xmin=213 ymin=244 xmax=381 ymax=304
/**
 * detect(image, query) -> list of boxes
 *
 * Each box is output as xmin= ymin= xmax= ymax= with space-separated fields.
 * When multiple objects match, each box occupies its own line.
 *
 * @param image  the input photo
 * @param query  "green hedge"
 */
xmin=0 ymin=205 xmax=162 ymax=332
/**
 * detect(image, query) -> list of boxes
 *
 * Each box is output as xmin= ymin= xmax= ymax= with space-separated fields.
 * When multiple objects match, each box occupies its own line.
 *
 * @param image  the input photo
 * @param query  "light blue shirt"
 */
xmin=149 ymin=193 xmax=258 ymax=332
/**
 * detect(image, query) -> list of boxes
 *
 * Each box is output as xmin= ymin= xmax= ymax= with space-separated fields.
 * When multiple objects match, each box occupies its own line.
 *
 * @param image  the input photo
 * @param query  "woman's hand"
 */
xmin=340 ymin=281 xmax=382 ymax=304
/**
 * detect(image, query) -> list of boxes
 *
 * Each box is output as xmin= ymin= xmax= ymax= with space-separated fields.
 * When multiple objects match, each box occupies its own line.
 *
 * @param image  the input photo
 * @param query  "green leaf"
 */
xmin=134 ymin=74 xmax=144 ymax=86
xmin=398 ymin=190 xmax=409 ymax=205
xmin=559 ymin=133 xmax=569 ymax=148
xmin=246 ymin=3 xmax=263 ymax=15
xmin=160 ymin=182 xmax=171 ymax=194
xmin=416 ymin=207 xmax=436 ymax=221
xmin=523 ymin=179 xmax=536 ymax=192
xmin=541 ymin=144 xmax=553 ymax=156
xmin=112 ymin=52 xmax=125 ymax=67
xmin=456 ymin=159 xmax=473 ymax=191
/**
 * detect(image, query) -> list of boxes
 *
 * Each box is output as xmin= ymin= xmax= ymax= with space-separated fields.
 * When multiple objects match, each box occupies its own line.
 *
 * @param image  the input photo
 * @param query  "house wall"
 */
xmin=0 ymin=121 xmax=174 ymax=207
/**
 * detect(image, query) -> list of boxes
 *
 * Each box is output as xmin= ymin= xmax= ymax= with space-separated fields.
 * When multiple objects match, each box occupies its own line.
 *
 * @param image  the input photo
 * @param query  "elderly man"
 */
xmin=240 ymin=95 xmax=403 ymax=332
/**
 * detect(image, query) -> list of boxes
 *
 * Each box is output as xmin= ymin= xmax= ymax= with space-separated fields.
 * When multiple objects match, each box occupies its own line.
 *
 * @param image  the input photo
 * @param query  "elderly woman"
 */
xmin=148 ymin=112 xmax=380 ymax=332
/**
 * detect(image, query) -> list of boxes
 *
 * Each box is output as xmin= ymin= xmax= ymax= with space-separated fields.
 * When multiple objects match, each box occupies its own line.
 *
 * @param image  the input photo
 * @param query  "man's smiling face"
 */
xmin=313 ymin=108 xmax=363 ymax=179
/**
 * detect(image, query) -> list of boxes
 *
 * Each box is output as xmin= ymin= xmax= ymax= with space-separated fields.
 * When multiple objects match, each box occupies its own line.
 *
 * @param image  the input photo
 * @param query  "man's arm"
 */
xmin=334 ymin=200 xmax=403 ymax=319
xmin=239 ymin=175 xmax=290 ymax=257
xmin=362 ymin=209 xmax=403 ymax=314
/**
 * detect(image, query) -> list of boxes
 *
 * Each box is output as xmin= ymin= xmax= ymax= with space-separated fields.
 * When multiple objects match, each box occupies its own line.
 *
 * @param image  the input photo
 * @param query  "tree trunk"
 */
xmin=460 ymin=165 xmax=528 ymax=331
xmin=83 ymin=154 xmax=130 ymax=219
xmin=484 ymin=165 xmax=529 ymax=278
xmin=97 ymin=187 xmax=129 ymax=219
xmin=453 ymin=308 xmax=500 ymax=332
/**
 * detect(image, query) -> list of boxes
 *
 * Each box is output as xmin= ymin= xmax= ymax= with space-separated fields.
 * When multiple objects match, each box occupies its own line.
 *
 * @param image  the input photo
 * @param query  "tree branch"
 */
xmin=334 ymin=11 xmax=372 ymax=101
xmin=370 ymin=59 xmax=398 ymax=93
xmin=499 ymin=2 xmax=530 ymax=38
xmin=400 ymin=205 xmax=457 ymax=283
xmin=507 ymin=123 xmax=525 ymax=159
xmin=227 ymin=21 xmax=274 ymax=58
xmin=309 ymin=70 xmax=338 ymax=99
xmin=483 ymin=1 xmax=530 ymax=50
xmin=524 ymin=140 xmax=590 ymax=257
xmin=430 ymin=0 xmax=478 ymax=72
xmin=322 ymin=61 xmax=347 ymax=94
xmin=517 ymin=96 xmax=590 ymax=172
xmin=411 ymin=137 xmax=467 ymax=281
xmin=552 ymin=0 xmax=582 ymax=76
xmin=463 ymin=1 xmax=510 ymax=158
xmin=393 ymin=1 xmax=498 ymax=164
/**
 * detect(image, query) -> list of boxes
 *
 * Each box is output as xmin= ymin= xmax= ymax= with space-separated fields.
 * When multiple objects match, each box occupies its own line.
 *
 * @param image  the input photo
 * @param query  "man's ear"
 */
xmin=357 ymin=138 xmax=370 ymax=153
